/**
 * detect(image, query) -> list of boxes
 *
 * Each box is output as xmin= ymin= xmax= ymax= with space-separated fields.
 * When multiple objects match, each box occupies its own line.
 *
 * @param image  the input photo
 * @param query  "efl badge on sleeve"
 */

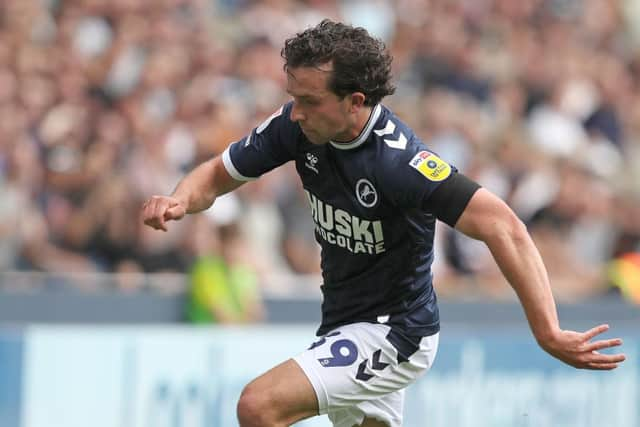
xmin=409 ymin=151 xmax=451 ymax=182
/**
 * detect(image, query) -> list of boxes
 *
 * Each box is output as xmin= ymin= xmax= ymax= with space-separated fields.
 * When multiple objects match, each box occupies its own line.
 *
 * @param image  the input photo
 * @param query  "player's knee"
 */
xmin=237 ymin=383 xmax=276 ymax=427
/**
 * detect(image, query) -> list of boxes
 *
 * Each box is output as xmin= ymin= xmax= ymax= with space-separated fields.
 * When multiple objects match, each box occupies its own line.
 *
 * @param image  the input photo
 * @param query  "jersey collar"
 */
xmin=329 ymin=104 xmax=382 ymax=150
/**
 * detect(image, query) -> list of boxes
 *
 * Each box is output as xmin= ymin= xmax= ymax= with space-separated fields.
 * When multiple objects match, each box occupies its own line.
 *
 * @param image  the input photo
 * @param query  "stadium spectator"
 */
xmin=185 ymin=194 xmax=264 ymax=324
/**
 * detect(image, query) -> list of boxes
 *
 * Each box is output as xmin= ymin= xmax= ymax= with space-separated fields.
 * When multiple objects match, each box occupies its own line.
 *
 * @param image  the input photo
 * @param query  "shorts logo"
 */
xmin=356 ymin=179 xmax=377 ymax=208
xmin=409 ymin=151 xmax=451 ymax=182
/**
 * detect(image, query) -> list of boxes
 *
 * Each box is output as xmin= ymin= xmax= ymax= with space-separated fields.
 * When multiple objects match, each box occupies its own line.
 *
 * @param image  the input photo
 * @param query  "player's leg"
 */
xmin=236 ymin=358 xmax=319 ymax=427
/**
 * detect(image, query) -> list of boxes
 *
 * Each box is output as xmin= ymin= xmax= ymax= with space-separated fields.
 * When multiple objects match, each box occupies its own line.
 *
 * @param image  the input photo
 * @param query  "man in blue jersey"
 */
xmin=142 ymin=20 xmax=626 ymax=427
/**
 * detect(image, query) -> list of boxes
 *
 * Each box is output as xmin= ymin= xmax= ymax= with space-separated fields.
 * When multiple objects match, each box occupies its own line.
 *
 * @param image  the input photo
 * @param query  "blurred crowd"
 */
xmin=1 ymin=0 xmax=640 ymax=304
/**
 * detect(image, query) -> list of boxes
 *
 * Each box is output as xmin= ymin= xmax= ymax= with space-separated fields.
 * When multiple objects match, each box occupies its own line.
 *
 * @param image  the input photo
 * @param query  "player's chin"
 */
xmin=302 ymin=130 xmax=329 ymax=145
xmin=309 ymin=139 xmax=329 ymax=145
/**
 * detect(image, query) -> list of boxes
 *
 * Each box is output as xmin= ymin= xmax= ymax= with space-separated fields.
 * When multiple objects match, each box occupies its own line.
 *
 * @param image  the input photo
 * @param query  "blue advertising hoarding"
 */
xmin=0 ymin=332 xmax=23 ymax=427
xmin=0 ymin=326 xmax=637 ymax=427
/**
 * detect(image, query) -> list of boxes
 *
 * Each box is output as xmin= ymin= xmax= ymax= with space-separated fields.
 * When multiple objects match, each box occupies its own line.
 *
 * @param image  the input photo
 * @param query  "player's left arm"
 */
xmin=453 ymin=187 xmax=626 ymax=370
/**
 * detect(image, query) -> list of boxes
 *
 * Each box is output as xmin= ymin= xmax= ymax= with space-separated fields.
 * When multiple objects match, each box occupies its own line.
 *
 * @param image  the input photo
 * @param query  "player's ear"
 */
xmin=349 ymin=92 xmax=366 ymax=112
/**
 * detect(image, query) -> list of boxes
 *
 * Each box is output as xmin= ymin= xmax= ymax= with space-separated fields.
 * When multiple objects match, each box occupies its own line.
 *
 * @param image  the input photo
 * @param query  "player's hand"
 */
xmin=540 ymin=324 xmax=626 ymax=370
xmin=141 ymin=195 xmax=187 ymax=232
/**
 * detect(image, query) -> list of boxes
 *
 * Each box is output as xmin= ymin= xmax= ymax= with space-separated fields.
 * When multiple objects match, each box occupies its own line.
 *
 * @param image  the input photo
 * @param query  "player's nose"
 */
xmin=290 ymin=102 xmax=306 ymax=122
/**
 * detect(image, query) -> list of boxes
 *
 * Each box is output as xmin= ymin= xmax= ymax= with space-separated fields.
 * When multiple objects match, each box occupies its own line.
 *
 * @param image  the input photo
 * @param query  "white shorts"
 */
xmin=293 ymin=322 xmax=439 ymax=427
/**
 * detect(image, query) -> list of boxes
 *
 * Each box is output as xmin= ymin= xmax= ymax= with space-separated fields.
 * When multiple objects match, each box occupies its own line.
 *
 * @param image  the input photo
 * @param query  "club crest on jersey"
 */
xmin=409 ymin=151 xmax=451 ymax=182
xmin=356 ymin=179 xmax=378 ymax=208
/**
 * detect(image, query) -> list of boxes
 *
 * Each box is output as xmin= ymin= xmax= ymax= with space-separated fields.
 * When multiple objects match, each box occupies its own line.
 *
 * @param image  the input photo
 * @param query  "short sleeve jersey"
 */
xmin=223 ymin=103 xmax=460 ymax=339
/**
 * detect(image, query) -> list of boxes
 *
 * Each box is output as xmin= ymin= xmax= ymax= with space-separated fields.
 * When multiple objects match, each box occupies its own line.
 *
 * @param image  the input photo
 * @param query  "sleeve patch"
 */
xmin=409 ymin=151 xmax=452 ymax=182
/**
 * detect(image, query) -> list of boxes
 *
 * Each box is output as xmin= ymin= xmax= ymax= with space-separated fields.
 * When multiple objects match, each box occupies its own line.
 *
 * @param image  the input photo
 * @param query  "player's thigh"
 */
xmin=238 ymin=358 xmax=319 ymax=425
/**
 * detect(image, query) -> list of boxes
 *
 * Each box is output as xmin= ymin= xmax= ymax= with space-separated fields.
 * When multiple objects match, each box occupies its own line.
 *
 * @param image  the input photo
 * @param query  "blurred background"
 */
xmin=0 ymin=0 xmax=638 ymax=426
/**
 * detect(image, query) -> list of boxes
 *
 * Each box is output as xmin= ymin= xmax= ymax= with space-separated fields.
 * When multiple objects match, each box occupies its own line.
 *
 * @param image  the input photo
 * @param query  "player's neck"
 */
xmin=334 ymin=105 xmax=373 ymax=142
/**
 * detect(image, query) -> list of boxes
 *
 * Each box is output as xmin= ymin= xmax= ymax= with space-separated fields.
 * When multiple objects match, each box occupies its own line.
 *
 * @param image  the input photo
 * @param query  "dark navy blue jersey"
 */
xmin=222 ymin=102 xmax=462 ymax=339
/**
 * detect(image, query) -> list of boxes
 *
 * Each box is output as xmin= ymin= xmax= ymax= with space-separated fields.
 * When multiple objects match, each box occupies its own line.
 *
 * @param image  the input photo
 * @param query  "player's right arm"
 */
xmin=142 ymin=103 xmax=297 ymax=232
xmin=142 ymin=156 xmax=243 ymax=232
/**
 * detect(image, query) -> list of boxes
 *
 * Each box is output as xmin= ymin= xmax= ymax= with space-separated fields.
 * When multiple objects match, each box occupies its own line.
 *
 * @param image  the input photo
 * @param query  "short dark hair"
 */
xmin=281 ymin=19 xmax=395 ymax=106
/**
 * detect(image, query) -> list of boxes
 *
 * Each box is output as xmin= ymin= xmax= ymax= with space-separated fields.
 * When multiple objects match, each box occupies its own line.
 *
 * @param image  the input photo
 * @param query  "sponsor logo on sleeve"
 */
xmin=409 ymin=151 xmax=451 ymax=182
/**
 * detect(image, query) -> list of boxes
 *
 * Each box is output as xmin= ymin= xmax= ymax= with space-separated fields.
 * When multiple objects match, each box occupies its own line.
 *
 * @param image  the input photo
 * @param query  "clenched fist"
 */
xmin=141 ymin=195 xmax=187 ymax=232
